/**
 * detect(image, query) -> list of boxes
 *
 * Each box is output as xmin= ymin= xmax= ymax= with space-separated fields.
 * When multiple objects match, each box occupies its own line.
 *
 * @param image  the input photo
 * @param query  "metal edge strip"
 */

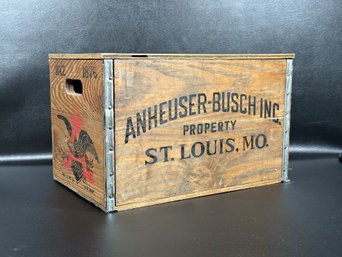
xmin=103 ymin=59 xmax=115 ymax=212
xmin=282 ymin=59 xmax=293 ymax=182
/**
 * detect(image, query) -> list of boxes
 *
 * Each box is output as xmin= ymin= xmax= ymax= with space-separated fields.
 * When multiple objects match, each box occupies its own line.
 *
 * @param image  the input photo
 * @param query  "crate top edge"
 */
xmin=48 ymin=53 xmax=295 ymax=60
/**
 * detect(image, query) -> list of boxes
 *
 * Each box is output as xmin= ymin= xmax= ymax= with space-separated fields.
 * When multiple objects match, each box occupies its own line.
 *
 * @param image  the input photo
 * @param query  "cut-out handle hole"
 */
xmin=66 ymin=79 xmax=83 ymax=95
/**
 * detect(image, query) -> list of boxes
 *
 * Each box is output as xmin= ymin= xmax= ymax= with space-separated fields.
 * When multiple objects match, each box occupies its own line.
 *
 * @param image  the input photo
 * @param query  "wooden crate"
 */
xmin=49 ymin=53 xmax=294 ymax=212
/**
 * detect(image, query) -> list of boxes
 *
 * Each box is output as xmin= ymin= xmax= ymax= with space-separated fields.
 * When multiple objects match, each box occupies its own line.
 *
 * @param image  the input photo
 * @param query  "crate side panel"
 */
xmin=114 ymin=59 xmax=286 ymax=208
xmin=50 ymin=59 xmax=106 ymax=209
xmin=50 ymin=59 xmax=104 ymax=122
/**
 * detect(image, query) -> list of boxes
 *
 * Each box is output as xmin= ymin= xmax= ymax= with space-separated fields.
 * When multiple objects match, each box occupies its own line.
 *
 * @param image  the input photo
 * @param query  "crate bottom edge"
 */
xmin=115 ymin=178 xmax=282 ymax=211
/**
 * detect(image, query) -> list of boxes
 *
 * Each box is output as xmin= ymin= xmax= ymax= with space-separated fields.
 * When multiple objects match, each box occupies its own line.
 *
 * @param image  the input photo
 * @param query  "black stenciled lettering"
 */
xmin=206 ymin=140 xmax=217 ymax=155
xmin=191 ymin=142 xmax=205 ymax=158
xmin=249 ymin=95 xmax=256 ymax=115
xmin=198 ymin=93 xmax=207 ymax=114
xmin=148 ymin=105 xmax=158 ymax=129
xmin=197 ymin=124 xmax=203 ymax=134
xmin=243 ymin=134 xmax=268 ymax=150
xmin=183 ymin=125 xmax=189 ymax=135
xmin=168 ymin=98 xmax=178 ymax=121
xmin=231 ymin=120 xmax=237 ymax=130
xmin=180 ymin=144 xmax=191 ymax=159
xmin=159 ymin=101 xmax=167 ymax=125
xmin=260 ymin=98 xmax=263 ymax=118
xmin=272 ymin=103 xmax=279 ymax=117
xmin=217 ymin=122 xmax=223 ymax=132
xmin=255 ymin=134 xmax=267 ymax=148
xmin=136 ymin=110 xmax=146 ymax=136
xmin=240 ymin=94 xmax=247 ymax=114
xmin=204 ymin=123 xmax=210 ymax=133
xmin=211 ymin=122 xmax=216 ymax=133
xmin=55 ymin=64 xmax=65 ymax=76
xmin=189 ymin=124 xmax=196 ymax=135
xmin=222 ymin=92 xmax=230 ymax=112
xmin=212 ymin=92 xmax=221 ymax=112
xmin=225 ymin=138 xmax=235 ymax=152
xmin=224 ymin=121 xmax=230 ymax=130
xmin=219 ymin=139 xmax=224 ymax=154
xmin=125 ymin=117 xmax=136 ymax=144
xmin=272 ymin=103 xmax=280 ymax=123
xmin=179 ymin=96 xmax=188 ymax=118
xmin=188 ymin=94 xmax=197 ymax=116
xmin=123 ymin=92 xmax=280 ymax=144
xmin=160 ymin=146 xmax=172 ymax=162
xmin=264 ymin=100 xmax=272 ymax=118
xmin=145 ymin=148 xmax=158 ymax=165
xmin=82 ymin=66 xmax=97 ymax=79
xmin=231 ymin=93 xmax=239 ymax=112
xmin=82 ymin=67 xmax=88 ymax=78
xmin=243 ymin=135 xmax=254 ymax=150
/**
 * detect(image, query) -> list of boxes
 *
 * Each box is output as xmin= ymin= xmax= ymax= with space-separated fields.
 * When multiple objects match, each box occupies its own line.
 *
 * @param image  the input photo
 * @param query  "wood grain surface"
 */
xmin=50 ymin=56 xmax=289 ymax=211
xmin=114 ymin=58 xmax=287 ymax=209
xmin=49 ymin=53 xmax=295 ymax=60
xmin=50 ymin=59 xmax=106 ymax=210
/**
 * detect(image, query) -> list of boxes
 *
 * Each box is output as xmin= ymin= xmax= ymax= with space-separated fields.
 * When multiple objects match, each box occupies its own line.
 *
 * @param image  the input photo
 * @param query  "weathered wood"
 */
xmin=114 ymin=59 xmax=286 ymax=208
xmin=115 ymin=179 xmax=280 ymax=211
xmin=50 ymin=59 xmax=106 ymax=210
xmin=49 ymin=53 xmax=295 ymax=60
xmin=49 ymin=54 xmax=294 ymax=212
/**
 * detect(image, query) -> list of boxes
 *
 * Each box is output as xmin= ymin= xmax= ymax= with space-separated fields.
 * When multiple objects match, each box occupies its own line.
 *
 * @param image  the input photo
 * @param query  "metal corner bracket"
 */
xmin=103 ymin=59 xmax=115 ymax=211
xmin=282 ymin=59 xmax=293 ymax=182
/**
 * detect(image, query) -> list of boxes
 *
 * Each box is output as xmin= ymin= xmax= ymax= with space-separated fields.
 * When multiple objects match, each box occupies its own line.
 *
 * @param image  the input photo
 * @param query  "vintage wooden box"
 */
xmin=49 ymin=53 xmax=294 ymax=212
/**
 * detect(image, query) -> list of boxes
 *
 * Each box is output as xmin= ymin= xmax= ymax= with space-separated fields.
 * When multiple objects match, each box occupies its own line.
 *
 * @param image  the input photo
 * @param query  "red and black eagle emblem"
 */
xmin=57 ymin=108 xmax=99 ymax=184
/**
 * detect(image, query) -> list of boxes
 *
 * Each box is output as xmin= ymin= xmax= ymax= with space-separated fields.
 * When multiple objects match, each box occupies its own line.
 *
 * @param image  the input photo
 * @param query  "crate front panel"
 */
xmin=114 ymin=58 xmax=287 ymax=208
xmin=50 ymin=59 xmax=106 ymax=209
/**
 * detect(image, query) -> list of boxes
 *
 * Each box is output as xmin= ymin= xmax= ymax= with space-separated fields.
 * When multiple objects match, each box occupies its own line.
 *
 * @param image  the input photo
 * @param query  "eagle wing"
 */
xmin=75 ymin=130 xmax=99 ymax=162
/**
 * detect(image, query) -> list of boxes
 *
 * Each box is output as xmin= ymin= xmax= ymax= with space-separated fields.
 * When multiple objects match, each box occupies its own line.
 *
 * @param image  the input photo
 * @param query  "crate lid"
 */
xmin=49 ymin=53 xmax=295 ymax=60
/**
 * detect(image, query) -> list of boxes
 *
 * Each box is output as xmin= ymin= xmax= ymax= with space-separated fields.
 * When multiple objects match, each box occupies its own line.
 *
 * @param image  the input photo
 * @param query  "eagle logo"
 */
xmin=57 ymin=107 xmax=99 ymax=184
